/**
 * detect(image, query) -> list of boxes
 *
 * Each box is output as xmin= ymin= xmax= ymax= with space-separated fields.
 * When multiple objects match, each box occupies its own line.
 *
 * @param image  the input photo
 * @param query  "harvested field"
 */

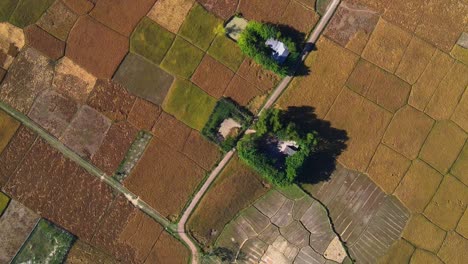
xmin=224 ymin=75 xmax=264 ymax=106
xmin=65 ymin=240 xmax=116 ymax=264
xmin=90 ymin=0 xmax=155 ymax=36
xmin=8 ymin=0 xmax=55 ymax=28
xmin=91 ymin=195 xmax=164 ymax=263
xmin=60 ymin=105 xmax=111 ymax=159
xmin=0 ymin=125 xmax=37 ymax=186
xmin=124 ymin=139 xmax=206 ymax=218
xmin=395 ymin=36 xmax=436 ymax=84
xmin=36 ymin=0 xmax=78 ymax=41
xmin=346 ymin=59 xmax=411 ymax=112
xmin=278 ymin=37 xmax=358 ymax=118
xmin=28 ymin=89 xmax=78 ymax=138
xmin=0 ymin=199 xmax=39 ymax=264
xmin=182 ymin=130 xmax=221 ymax=170
xmin=188 ymin=156 xmax=269 ymax=247
xmin=145 ymin=232 xmax=190 ymax=264
xmin=279 ymin=0 xmax=319 ymax=34
xmin=66 ymin=16 xmax=128 ymax=78
xmin=24 ymin=25 xmax=65 ymax=60
xmin=160 ymin=37 xmax=204 ymax=78
xmin=92 ymin=121 xmax=138 ymax=175
xmin=147 ymin=0 xmax=195 ymax=33
xmin=3 ymin=138 xmax=114 ymax=242
xmin=179 ymin=4 xmax=222 ymax=50
xmin=163 ymin=79 xmax=217 ymax=131
xmin=86 ymin=79 xmax=136 ymax=122
xmin=62 ymin=0 xmax=95 ymax=15
xmin=152 ymin=111 xmax=192 ymax=151
xmin=324 ymin=1 xmax=379 ymax=54
xmin=197 ymin=0 xmax=238 ymax=19
xmin=238 ymin=0 xmax=290 ymax=24
xmin=12 ymin=219 xmax=75 ymax=264
xmin=114 ymin=53 xmax=174 ymax=106
xmin=130 ymin=17 xmax=175 ymax=65
xmin=207 ymin=35 xmax=245 ymax=71
xmin=0 ymin=109 xmax=19 ymax=153
xmin=191 ymin=55 xmax=234 ymax=98
xmin=237 ymin=59 xmax=280 ymax=92
xmin=52 ymin=57 xmax=97 ymax=104
xmin=0 ymin=191 xmax=9 ymax=215
xmin=0 ymin=48 xmax=54 ymax=114
xmin=127 ymin=98 xmax=161 ymax=131
xmin=362 ymin=19 xmax=412 ymax=73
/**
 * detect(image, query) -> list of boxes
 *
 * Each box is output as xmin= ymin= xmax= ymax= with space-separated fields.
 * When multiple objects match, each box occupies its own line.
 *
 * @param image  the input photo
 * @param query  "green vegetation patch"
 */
xmin=208 ymin=35 xmax=245 ymax=71
xmin=178 ymin=4 xmax=222 ymax=50
xmin=114 ymin=131 xmax=152 ymax=183
xmin=238 ymin=21 xmax=300 ymax=76
xmin=0 ymin=191 xmax=10 ymax=216
xmin=163 ymin=79 xmax=217 ymax=131
xmin=12 ymin=219 xmax=75 ymax=264
xmin=161 ymin=37 xmax=205 ymax=78
xmin=130 ymin=17 xmax=175 ymax=65
xmin=0 ymin=0 xmax=19 ymax=21
xmin=9 ymin=0 xmax=55 ymax=28
xmin=202 ymin=98 xmax=253 ymax=152
xmin=237 ymin=109 xmax=319 ymax=186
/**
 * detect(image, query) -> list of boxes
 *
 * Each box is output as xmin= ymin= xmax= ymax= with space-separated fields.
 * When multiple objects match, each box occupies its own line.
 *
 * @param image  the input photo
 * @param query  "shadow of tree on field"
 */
xmin=283 ymin=106 xmax=348 ymax=184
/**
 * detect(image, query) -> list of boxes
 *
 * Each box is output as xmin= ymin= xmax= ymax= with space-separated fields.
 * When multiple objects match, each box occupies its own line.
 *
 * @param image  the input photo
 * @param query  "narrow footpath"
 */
xmin=177 ymin=1 xmax=342 ymax=263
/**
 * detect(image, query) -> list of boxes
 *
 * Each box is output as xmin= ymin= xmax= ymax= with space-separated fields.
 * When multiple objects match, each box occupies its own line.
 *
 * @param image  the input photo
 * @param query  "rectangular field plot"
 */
xmin=12 ymin=219 xmax=75 ymax=264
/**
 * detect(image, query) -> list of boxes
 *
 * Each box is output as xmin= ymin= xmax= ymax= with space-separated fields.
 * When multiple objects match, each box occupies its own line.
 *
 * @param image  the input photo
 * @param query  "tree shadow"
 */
xmin=283 ymin=106 xmax=348 ymax=184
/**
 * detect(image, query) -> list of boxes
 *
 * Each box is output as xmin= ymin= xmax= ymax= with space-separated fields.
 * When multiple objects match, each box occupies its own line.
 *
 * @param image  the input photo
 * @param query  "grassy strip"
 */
xmin=114 ymin=131 xmax=152 ymax=183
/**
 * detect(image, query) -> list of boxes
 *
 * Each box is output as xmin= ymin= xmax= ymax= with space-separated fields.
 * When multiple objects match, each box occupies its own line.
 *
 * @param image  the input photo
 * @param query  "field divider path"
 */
xmin=178 ymin=1 xmax=342 ymax=263
xmin=0 ymin=101 xmax=176 ymax=232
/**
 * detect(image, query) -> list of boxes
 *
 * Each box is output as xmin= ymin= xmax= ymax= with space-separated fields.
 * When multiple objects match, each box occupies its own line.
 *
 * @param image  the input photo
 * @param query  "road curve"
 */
xmin=177 ymin=1 xmax=342 ymax=263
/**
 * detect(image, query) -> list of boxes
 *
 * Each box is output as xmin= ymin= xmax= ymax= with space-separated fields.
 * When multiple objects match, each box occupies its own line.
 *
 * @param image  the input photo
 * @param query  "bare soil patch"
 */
xmin=124 ymin=139 xmax=205 ymax=219
xmin=144 ymin=232 xmax=189 ymax=264
xmin=92 ymin=121 xmax=138 ymax=175
xmin=197 ymin=0 xmax=238 ymax=19
xmin=66 ymin=16 xmax=128 ymax=78
xmin=86 ymin=79 xmax=136 ymax=122
xmin=3 ymin=138 xmax=114 ymax=242
xmin=224 ymin=75 xmax=263 ymax=106
xmin=188 ymin=156 xmax=269 ymax=247
xmin=152 ymin=111 xmax=192 ymax=151
xmin=127 ymin=98 xmax=162 ymax=131
xmin=91 ymin=195 xmax=163 ymax=263
xmin=0 ymin=48 xmax=54 ymax=113
xmin=191 ymin=55 xmax=234 ymax=98
xmin=182 ymin=130 xmax=221 ymax=170
xmin=147 ymin=0 xmax=195 ymax=33
xmin=90 ymin=0 xmax=156 ymax=36
xmin=0 ymin=125 xmax=37 ymax=186
xmin=60 ymin=105 xmax=111 ymax=159
xmin=24 ymin=25 xmax=65 ymax=60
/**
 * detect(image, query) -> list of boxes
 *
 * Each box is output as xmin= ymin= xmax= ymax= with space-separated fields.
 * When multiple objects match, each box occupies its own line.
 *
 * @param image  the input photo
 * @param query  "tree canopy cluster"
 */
xmin=237 ymin=21 xmax=299 ymax=76
xmin=237 ymin=109 xmax=319 ymax=186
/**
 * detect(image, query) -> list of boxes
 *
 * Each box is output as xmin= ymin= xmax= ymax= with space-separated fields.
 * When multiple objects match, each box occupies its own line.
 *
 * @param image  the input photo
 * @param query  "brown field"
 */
xmin=147 ymin=0 xmax=195 ymax=33
xmin=0 ymin=125 xmax=37 ymax=186
xmin=90 ymin=0 xmax=155 ymax=36
xmin=238 ymin=0 xmax=290 ymax=24
xmin=279 ymin=0 xmax=319 ymax=34
xmin=65 ymin=240 xmax=117 ymax=264
xmin=191 ymin=55 xmax=235 ymax=99
xmin=188 ymin=156 xmax=269 ymax=248
xmin=87 ymin=79 xmax=136 ymax=122
xmin=124 ymin=139 xmax=206 ymax=218
xmin=28 ymin=89 xmax=78 ymax=138
xmin=24 ymin=25 xmax=65 ymax=61
xmin=127 ymin=98 xmax=162 ymax=131
xmin=60 ymin=105 xmax=111 ymax=159
xmin=224 ymin=75 xmax=264 ymax=106
xmin=37 ymin=1 xmax=78 ymax=42
xmin=278 ymin=37 xmax=358 ymax=118
xmin=361 ymin=19 xmax=412 ymax=73
xmin=0 ymin=48 xmax=54 ymax=114
xmin=62 ymin=0 xmax=95 ymax=15
xmin=91 ymin=195 xmax=163 ymax=263
xmin=237 ymin=59 xmax=280 ymax=92
xmin=182 ymin=130 xmax=221 ymax=170
xmin=197 ymin=0 xmax=238 ymax=19
xmin=3 ymin=138 xmax=114 ymax=242
xmin=0 ymin=109 xmax=20 ymax=153
xmin=152 ymin=112 xmax=192 ymax=151
xmin=92 ymin=121 xmax=138 ymax=175
xmin=144 ymin=232 xmax=190 ymax=264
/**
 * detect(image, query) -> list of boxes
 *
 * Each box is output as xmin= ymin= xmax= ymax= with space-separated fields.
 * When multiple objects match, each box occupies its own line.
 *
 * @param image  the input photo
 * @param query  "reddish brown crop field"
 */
xmin=182 ymin=130 xmax=221 ymax=170
xmin=237 ymin=59 xmax=280 ymax=92
xmin=144 ymin=232 xmax=190 ymax=264
xmin=3 ymin=138 xmax=114 ymax=242
xmin=197 ymin=0 xmax=238 ymax=19
xmin=124 ymin=139 xmax=206 ymax=219
xmin=152 ymin=112 xmax=192 ymax=151
xmin=127 ymin=98 xmax=162 ymax=131
xmin=191 ymin=55 xmax=234 ymax=99
xmin=65 ymin=240 xmax=117 ymax=264
xmin=238 ymin=0 xmax=290 ymax=24
xmin=224 ymin=75 xmax=263 ymax=106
